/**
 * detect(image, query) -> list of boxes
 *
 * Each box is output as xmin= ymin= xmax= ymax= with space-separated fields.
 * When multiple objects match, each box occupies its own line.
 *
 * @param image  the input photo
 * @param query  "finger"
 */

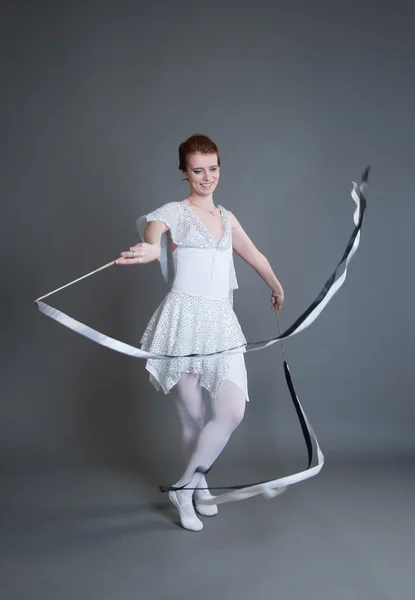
xmin=121 ymin=250 xmax=140 ymax=259
xmin=115 ymin=257 xmax=130 ymax=265
xmin=115 ymin=257 xmax=139 ymax=265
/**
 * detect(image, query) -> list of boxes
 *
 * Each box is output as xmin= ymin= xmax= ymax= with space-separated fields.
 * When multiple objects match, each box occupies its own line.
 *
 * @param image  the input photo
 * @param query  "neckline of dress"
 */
xmin=179 ymin=201 xmax=226 ymax=245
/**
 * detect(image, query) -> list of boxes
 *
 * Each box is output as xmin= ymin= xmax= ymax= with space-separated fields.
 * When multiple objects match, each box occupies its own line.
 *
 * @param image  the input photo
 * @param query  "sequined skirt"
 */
xmin=140 ymin=288 xmax=248 ymax=400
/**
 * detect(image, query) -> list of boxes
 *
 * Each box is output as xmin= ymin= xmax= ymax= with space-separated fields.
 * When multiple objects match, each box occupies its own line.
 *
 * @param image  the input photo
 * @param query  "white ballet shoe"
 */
xmin=194 ymin=488 xmax=219 ymax=517
xmin=168 ymin=490 xmax=204 ymax=532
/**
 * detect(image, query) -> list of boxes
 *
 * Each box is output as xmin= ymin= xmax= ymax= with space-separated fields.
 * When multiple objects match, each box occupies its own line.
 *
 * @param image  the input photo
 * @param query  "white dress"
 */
xmin=137 ymin=201 xmax=249 ymax=401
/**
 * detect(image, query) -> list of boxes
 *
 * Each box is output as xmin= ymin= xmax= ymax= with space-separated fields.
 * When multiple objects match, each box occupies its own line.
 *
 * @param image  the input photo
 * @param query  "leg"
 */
xmin=171 ymin=372 xmax=215 ymax=494
xmin=168 ymin=372 xmax=205 ymax=531
xmin=171 ymin=373 xmax=216 ymax=513
xmin=170 ymin=379 xmax=246 ymax=529
xmin=171 ymin=372 xmax=205 ymax=458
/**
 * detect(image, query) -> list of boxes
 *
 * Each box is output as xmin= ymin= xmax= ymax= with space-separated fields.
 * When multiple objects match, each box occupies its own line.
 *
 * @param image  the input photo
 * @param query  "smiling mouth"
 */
xmin=200 ymin=182 xmax=215 ymax=187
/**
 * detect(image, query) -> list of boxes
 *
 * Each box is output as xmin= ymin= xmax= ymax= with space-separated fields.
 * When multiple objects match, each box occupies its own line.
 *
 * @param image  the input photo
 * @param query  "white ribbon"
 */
xmin=34 ymin=173 xmax=368 ymax=504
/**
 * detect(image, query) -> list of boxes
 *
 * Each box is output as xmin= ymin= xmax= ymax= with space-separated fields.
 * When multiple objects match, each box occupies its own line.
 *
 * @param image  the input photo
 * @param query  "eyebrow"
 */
xmin=192 ymin=165 xmax=218 ymax=169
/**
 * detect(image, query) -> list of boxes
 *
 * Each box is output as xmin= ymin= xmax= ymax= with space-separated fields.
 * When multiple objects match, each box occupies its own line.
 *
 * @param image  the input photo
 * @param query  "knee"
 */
xmin=187 ymin=409 xmax=204 ymax=432
xmin=226 ymin=403 xmax=245 ymax=430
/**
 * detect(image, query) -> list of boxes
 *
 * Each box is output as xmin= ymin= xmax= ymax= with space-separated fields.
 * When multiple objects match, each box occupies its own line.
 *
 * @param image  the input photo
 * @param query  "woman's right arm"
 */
xmin=115 ymin=220 xmax=168 ymax=265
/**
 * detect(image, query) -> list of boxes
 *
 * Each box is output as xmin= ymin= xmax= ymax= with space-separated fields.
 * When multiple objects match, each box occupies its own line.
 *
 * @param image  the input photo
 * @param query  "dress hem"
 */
xmin=144 ymin=362 xmax=249 ymax=402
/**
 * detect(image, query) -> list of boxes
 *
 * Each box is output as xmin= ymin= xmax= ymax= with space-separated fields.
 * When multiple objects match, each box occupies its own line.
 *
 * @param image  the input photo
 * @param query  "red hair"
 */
xmin=178 ymin=134 xmax=220 ymax=171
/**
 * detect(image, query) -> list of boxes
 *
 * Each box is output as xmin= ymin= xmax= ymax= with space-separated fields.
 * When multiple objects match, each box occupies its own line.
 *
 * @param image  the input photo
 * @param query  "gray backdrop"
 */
xmin=2 ymin=0 xmax=414 ymax=481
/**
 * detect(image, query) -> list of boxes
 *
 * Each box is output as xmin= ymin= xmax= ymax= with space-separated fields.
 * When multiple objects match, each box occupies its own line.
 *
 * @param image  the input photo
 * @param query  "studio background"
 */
xmin=1 ymin=0 xmax=414 ymax=485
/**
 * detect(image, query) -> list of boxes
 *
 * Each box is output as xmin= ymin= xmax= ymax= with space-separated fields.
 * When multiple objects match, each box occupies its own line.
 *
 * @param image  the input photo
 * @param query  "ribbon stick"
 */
xmin=36 ymin=260 xmax=115 ymax=303
xmin=35 ymin=169 xmax=369 ymax=503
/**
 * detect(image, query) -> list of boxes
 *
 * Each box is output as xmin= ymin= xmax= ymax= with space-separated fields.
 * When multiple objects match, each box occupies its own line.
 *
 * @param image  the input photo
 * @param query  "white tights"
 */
xmin=171 ymin=372 xmax=246 ymax=490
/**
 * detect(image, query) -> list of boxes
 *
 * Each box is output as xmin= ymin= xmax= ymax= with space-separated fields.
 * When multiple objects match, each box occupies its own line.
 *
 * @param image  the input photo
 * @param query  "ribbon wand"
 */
xmin=34 ymin=260 xmax=116 ymax=303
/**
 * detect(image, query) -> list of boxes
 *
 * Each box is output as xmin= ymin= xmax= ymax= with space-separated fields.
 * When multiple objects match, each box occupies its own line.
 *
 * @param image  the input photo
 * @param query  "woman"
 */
xmin=116 ymin=134 xmax=284 ymax=531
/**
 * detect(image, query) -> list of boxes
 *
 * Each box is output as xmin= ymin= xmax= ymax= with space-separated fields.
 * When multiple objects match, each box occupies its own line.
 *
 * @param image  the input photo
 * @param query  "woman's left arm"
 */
xmin=228 ymin=210 xmax=284 ymax=312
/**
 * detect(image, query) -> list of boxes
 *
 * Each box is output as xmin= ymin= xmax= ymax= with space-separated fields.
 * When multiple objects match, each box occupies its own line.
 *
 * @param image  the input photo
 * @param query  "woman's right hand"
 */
xmin=115 ymin=242 xmax=161 ymax=265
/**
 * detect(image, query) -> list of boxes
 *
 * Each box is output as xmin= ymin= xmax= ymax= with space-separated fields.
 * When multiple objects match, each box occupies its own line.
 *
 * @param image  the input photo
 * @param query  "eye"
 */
xmin=209 ymin=167 xmax=218 ymax=172
xmin=193 ymin=169 xmax=202 ymax=174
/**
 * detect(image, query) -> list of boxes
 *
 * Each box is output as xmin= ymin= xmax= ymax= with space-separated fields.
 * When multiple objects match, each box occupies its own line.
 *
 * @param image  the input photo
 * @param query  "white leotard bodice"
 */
xmin=172 ymin=245 xmax=233 ymax=299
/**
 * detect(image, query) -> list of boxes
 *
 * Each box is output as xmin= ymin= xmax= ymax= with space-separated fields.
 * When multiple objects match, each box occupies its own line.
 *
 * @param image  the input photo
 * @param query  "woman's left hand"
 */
xmin=271 ymin=287 xmax=284 ymax=313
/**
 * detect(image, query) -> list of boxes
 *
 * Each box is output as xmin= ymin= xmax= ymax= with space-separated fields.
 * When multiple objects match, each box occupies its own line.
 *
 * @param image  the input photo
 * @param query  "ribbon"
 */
xmin=34 ymin=169 xmax=369 ymax=504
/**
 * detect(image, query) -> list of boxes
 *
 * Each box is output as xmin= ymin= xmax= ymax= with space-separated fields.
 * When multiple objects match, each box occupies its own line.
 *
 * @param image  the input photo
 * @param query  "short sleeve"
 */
xmin=136 ymin=202 xmax=179 ymax=283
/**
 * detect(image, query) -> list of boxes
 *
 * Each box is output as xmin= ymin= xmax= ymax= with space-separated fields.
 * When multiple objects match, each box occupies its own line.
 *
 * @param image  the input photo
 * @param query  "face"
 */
xmin=181 ymin=153 xmax=220 ymax=197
